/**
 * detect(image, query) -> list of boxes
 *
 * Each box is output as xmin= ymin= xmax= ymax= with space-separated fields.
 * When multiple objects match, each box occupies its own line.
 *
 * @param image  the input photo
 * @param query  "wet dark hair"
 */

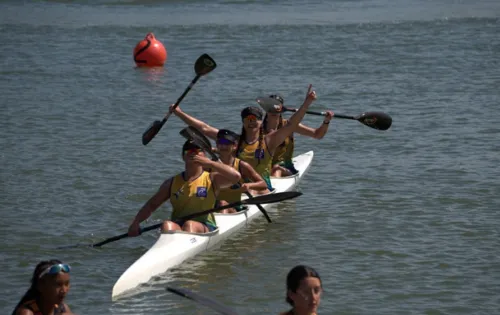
xmin=285 ymin=265 xmax=322 ymax=306
xmin=12 ymin=259 xmax=63 ymax=315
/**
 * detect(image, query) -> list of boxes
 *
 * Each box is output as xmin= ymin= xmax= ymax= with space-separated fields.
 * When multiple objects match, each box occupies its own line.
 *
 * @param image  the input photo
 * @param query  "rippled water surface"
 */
xmin=1 ymin=0 xmax=499 ymax=314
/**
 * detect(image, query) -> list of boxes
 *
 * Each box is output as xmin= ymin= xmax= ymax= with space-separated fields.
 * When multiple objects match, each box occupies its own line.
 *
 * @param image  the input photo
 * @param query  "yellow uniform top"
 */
xmin=217 ymin=158 xmax=244 ymax=204
xmin=270 ymin=118 xmax=295 ymax=165
xmin=169 ymin=171 xmax=217 ymax=226
xmin=237 ymin=137 xmax=273 ymax=181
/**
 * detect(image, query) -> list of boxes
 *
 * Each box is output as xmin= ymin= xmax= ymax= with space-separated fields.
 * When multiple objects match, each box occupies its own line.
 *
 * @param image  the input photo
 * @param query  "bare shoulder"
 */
xmin=159 ymin=177 xmax=174 ymax=191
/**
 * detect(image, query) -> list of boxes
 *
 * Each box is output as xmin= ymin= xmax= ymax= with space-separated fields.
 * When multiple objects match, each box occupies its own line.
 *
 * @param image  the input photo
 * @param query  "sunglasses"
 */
xmin=183 ymin=148 xmax=201 ymax=156
xmin=39 ymin=263 xmax=71 ymax=279
xmin=216 ymin=138 xmax=235 ymax=145
xmin=243 ymin=115 xmax=260 ymax=122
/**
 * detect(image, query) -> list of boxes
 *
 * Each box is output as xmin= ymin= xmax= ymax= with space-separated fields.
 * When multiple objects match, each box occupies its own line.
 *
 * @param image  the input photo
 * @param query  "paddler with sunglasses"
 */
xmin=214 ymin=128 xmax=269 ymax=213
xmin=12 ymin=260 xmax=74 ymax=315
xmin=169 ymin=84 xmax=317 ymax=191
xmin=127 ymin=140 xmax=242 ymax=235
xmin=263 ymin=94 xmax=334 ymax=177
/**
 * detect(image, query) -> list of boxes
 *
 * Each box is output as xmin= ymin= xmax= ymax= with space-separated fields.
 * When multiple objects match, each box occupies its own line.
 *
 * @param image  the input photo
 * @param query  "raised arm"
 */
xmin=170 ymin=104 xmax=219 ymax=140
xmin=239 ymin=161 xmax=268 ymax=191
xmin=189 ymin=155 xmax=242 ymax=192
xmin=294 ymin=111 xmax=334 ymax=139
xmin=128 ymin=178 xmax=172 ymax=236
xmin=265 ymin=84 xmax=317 ymax=153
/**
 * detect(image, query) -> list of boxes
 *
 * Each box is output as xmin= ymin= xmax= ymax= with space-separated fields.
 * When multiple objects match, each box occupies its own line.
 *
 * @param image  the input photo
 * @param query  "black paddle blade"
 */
xmin=255 ymin=96 xmax=283 ymax=113
xmin=142 ymin=120 xmax=164 ymax=145
xmin=185 ymin=126 xmax=212 ymax=151
xmin=194 ymin=54 xmax=217 ymax=76
xmin=179 ymin=127 xmax=218 ymax=161
xmin=355 ymin=112 xmax=392 ymax=130
xmin=167 ymin=287 xmax=239 ymax=315
xmin=242 ymin=191 xmax=302 ymax=205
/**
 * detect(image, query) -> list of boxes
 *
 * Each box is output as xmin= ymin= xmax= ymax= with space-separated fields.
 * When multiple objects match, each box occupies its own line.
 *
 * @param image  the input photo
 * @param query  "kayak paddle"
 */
xmin=141 ymin=53 xmax=217 ymax=145
xmin=180 ymin=126 xmax=273 ymax=223
xmin=57 ymin=191 xmax=301 ymax=249
xmin=256 ymin=96 xmax=392 ymax=131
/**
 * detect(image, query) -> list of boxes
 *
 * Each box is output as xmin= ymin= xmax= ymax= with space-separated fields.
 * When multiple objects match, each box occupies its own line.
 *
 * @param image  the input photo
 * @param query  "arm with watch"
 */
xmin=292 ymin=110 xmax=334 ymax=139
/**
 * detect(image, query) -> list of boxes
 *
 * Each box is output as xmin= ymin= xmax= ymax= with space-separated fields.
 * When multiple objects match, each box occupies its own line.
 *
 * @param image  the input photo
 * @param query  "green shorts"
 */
xmin=262 ymin=175 xmax=273 ymax=190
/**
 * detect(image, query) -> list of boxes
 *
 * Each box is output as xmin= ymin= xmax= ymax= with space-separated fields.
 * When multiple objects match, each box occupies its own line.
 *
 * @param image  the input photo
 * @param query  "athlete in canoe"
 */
xmin=280 ymin=265 xmax=323 ymax=315
xmin=12 ymin=260 xmax=74 ymax=315
xmin=264 ymin=94 xmax=334 ymax=177
xmin=128 ymin=140 xmax=241 ymax=235
xmin=215 ymin=128 xmax=269 ymax=213
xmin=169 ymin=84 xmax=317 ymax=190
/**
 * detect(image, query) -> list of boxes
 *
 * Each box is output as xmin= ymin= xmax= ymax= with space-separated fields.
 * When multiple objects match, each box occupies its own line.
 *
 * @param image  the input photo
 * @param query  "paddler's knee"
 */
xmin=182 ymin=220 xmax=206 ymax=233
xmin=161 ymin=220 xmax=180 ymax=232
xmin=217 ymin=200 xmax=236 ymax=214
xmin=271 ymin=164 xmax=282 ymax=177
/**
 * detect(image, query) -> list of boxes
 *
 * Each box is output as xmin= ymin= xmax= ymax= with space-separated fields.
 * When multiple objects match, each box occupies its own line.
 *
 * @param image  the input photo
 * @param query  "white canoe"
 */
xmin=111 ymin=151 xmax=314 ymax=299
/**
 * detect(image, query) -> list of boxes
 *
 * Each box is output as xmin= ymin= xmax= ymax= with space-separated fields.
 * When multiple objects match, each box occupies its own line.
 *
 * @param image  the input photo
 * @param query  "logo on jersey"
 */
xmin=196 ymin=187 xmax=208 ymax=198
xmin=254 ymin=149 xmax=265 ymax=159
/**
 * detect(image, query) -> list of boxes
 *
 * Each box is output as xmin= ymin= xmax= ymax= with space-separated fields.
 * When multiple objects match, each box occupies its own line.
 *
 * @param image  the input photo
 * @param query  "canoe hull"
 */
xmin=112 ymin=151 xmax=314 ymax=299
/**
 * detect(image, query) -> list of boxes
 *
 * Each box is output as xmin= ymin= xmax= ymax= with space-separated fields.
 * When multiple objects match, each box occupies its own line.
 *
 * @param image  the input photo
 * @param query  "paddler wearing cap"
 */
xmin=169 ymin=84 xmax=317 ymax=190
xmin=263 ymin=94 xmax=334 ymax=177
xmin=215 ymin=129 xmax=269 ymax=213
xmin=127 ymin=140 xmax=242 ymax=235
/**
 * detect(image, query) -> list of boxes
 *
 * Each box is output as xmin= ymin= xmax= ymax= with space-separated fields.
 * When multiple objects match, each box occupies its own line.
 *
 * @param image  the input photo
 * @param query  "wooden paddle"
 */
xmin=167 ymin=287 xmax=239 ymax=315
xmin=141 ymin=54 xmax=217 ymax=145
xmin=256 ymin=96 xmax=393 ymax=131
xmin=57 ymin=191 xmax=301 ymax=249
xmin=180 ymin=126 xmax=273 ymax=223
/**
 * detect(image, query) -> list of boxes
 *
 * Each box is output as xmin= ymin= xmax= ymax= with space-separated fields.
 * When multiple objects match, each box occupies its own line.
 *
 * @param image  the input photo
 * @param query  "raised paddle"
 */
xmin=256 ymin=96 xmax=392 ymax=131
xmin=141 ymin=54 xmax=217 ymax=145
xmin=57 ymin=191 xmax=301 ymax=249
xmin=167 ymin=287 xmax=239 ymax=315
xmin=180 ymin=126 xmax=273 ymax=223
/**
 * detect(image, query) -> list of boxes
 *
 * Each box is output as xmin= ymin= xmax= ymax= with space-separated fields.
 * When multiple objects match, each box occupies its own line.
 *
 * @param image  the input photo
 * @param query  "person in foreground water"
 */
xmin=12 ymin=259 xmax=74 ymax=315
xmin=280 ymin=265 xmax=322 ymax=315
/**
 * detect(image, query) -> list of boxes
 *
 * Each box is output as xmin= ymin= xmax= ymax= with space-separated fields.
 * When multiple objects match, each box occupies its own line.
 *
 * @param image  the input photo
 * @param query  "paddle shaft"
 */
xmin=92 ymin=200 xmax=240 ymax=247
xmin=284 ymin=107 xmax=354 ymax=120
xmin=167 ymin=287 xmax=239 ymax=315
xmin=157 ymin=74 xmax=201 ymax=129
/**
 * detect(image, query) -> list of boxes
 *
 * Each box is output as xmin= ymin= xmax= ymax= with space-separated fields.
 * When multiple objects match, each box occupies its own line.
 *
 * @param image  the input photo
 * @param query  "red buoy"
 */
xmin=133 ymin=33 xmax=167 ymax=67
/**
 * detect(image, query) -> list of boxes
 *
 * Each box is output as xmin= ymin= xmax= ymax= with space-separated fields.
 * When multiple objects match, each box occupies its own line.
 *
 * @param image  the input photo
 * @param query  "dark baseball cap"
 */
xmin=182 ymin=140 xmax=201 ymax=152
xmin=241 ymin=106 xmax=263 ymax=120
xmin=269 ymin=94 xmax=284 ymax=104
xmin=217 ymin=129 xmax=239 ymax=143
